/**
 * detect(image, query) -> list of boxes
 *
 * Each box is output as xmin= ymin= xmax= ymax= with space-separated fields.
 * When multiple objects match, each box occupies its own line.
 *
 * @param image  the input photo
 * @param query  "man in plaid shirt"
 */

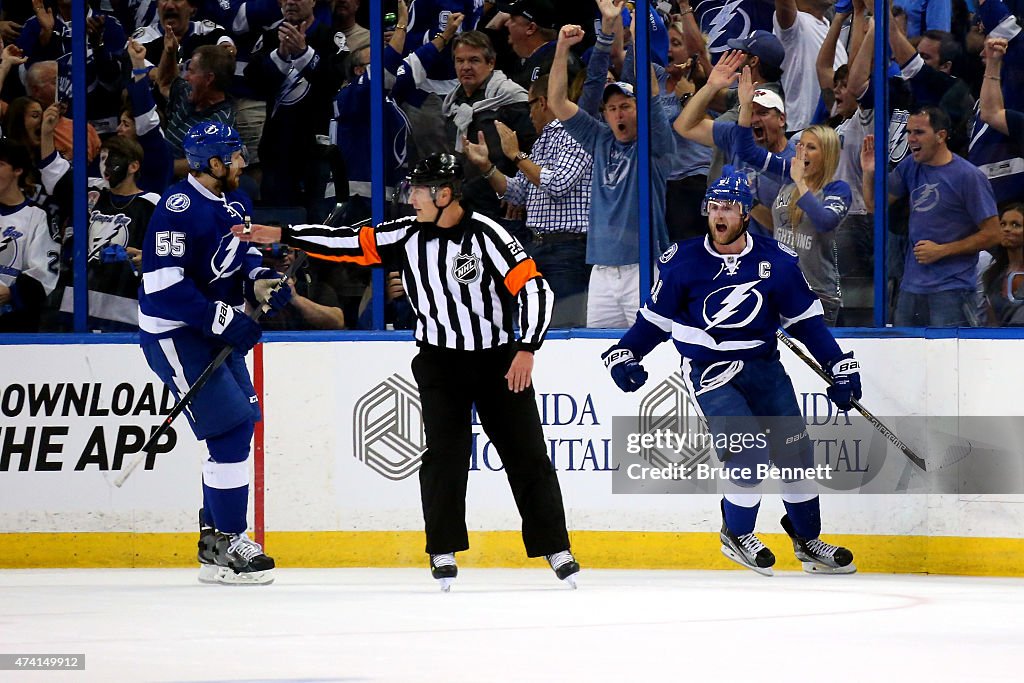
xmin=464 ymin=73 xmax=594 ymax=327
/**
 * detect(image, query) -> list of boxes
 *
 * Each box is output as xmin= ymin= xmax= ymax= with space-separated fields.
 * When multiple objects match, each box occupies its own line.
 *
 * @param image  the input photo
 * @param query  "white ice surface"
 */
xmin=1 ymin=568 xmax=1021 ymax=683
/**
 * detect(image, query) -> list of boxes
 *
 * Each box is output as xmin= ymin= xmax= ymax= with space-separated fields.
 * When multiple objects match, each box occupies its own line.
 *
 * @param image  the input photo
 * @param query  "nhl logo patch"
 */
xmin=166 ymin=193 xmax=190 ymax=213
xmin=451 ymin=253 xmax=480 ymax=284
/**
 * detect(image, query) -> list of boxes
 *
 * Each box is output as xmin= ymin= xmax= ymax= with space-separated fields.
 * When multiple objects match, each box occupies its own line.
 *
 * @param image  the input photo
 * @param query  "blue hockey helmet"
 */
xmin=702 ymin=165 xmax=754 ymax=215
xmin=182 ymin=121 xmax=244 ymax=173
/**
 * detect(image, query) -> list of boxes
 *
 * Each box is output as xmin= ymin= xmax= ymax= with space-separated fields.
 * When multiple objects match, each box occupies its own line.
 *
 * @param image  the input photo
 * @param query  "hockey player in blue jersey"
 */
xmin=602 ymin=167 xmax=861 ymax=576
xmin=138 ymin=121 xmax=291 ymax=584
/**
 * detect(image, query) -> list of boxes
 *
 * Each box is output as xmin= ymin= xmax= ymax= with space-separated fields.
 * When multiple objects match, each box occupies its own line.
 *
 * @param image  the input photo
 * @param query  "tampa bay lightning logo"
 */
xmin=166 ymin=193 xmax=190 ymax=212
xmin=703 ymin=280 xmax=763 ymax=330
xmin=696 ymin=0 xmax=752 ymax=54
xmin=911 ymin=183 xmax=941 ymax=213
xmin=209 ymin=233 xmax=244 ymax=283
xmin=0 ymin=225 xmax=23 ymax=269
xmin=88 ymin=211 xmax=131 ymax=261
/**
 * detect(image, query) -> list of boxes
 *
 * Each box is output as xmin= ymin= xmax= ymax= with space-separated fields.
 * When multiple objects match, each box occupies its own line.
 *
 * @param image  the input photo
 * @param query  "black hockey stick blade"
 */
xmin=775 ymin=330 xmax=928 ymax=472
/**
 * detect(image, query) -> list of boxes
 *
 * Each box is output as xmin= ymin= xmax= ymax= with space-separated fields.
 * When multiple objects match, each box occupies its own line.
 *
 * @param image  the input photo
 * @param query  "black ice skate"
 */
xmin=197 ymin=508 xmax=219 ymax=584
xmin=430 ymin=553 xmax=458 ymax=592
xmin=720 ymin=521 xmax=776 ymax=576
xmin=546 ymin=550 xmax=580 ymax=589
xmin=781 ymin=515 xmax=856 ymax=574
xmin=202 ymin=532 xmax=275 ymax=585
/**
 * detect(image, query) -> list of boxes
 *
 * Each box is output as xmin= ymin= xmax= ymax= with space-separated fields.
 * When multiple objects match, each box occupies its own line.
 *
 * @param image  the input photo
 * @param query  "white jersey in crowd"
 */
xmin=0 ymin=202 xmax=58 ymax=298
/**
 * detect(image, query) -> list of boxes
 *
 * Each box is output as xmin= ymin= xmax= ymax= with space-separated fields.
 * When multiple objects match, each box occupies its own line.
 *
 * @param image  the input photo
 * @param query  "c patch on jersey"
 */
xmin=166 ymin=193 xmax=191 ymax=213
xmin=659 ymin=243 xmax=678 ymax=263
xmin=777 ymin=242 xmax=798 ymax=258
xmin=451 ymin=253 xmax=481 ymax=284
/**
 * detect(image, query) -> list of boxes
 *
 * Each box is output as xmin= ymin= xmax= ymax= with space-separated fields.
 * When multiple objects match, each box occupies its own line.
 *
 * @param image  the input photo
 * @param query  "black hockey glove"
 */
xmin=824 ymin=351 xmax=862 ymax=411
xmin=204 ymin=301 xmax=262 ymax=353
xmin=602 ymin=346 xmax=648 ymax=393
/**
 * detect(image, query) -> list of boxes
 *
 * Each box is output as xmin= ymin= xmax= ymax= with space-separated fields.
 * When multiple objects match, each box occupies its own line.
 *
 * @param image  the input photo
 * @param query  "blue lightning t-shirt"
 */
xmin=620 ymin=234 xmax=838 ymax=364
xmin=138 ymin=175 xmax=261 ymax=342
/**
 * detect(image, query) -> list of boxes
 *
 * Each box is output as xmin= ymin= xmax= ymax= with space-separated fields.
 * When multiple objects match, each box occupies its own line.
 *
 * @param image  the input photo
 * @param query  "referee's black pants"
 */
xmin=411 ymin=344 xmax=571 ymax=557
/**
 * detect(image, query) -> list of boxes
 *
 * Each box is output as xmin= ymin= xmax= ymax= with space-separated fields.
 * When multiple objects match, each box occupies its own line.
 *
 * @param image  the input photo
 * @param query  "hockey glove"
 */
xmin=824 ymin=351 xmax=862 ymax=411
xmin=602 ymin=346 xmax=649 ymax=393
xmin=245 ymin=268 xmax=293 ymax=314
xmin=205 ymin=301 xmax=262 ymax=353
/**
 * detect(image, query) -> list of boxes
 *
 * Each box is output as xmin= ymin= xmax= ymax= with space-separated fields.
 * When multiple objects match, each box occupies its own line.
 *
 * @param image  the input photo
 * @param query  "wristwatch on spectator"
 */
xmin=514 ymin=151 xmax=529 ymax=165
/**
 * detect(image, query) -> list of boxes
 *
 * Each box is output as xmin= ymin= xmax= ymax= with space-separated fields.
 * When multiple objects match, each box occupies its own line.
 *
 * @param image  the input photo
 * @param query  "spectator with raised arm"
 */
xmin=675 ymin=50 xmax=795 ymax=236
xmin=463 ymin=73 xmax=593 ymax=327
xmin=862 ymin=106 xmax=1001 ymax=327
xmin=548 ymin=6 xmax=674 ymax=328
xmin=773 ymin=0 xmax=847 ymax=133
xmin=731 ymin=67 xmax=851 ymax=324
xmin=971 ymin=31 xmax=1024 ymax=206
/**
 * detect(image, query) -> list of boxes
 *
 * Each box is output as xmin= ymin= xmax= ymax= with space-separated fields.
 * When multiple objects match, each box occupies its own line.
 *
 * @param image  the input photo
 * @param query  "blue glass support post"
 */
xmin=72 ymin=0 xmax=88 ymax=331
xmin=634 ymin=2 xmax=653 ymax=299
xmin=872 ymin=0 xmax=890 ymax=327
xmin=369 ymin=0 xmax=385 ymax=329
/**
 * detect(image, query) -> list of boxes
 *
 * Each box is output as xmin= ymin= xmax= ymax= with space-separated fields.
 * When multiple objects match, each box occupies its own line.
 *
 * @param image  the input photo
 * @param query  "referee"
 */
xmin=233 ymin=153 xmax=580 ymax=590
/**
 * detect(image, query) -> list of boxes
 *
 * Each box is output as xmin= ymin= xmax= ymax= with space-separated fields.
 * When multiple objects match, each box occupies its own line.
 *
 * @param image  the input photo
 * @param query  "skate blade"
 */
xmin=801 ymin=561 xmax=857 ymax=575
xmin=561 ymin=574 xmax=578 ymax=589
xmin=200 ymin=566 xmax=275 ymax=585
xmin=438 ymin=577 xmax=455 ymax=592
xmin=721 ymin=545 xmax=774 ymax=577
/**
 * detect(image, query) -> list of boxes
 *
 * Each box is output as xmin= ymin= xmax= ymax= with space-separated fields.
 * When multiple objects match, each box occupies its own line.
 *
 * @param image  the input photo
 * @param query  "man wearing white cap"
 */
xmin=676 ymin=51 xmax=796 ymax=235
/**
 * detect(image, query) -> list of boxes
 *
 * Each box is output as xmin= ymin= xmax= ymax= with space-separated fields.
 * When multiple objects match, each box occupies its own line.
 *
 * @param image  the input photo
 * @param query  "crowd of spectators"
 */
xmin=1 ymin=0 xmax=1023 ymax=333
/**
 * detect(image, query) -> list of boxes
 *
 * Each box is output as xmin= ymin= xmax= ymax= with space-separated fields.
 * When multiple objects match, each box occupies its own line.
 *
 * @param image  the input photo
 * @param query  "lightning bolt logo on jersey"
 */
xmin=696 ymin=0 xmax=774 ymax=57
xmin=138 ymin=175 xmax=260 ymax=341
xmin=635 ymin=235 xmax=825 ymax=362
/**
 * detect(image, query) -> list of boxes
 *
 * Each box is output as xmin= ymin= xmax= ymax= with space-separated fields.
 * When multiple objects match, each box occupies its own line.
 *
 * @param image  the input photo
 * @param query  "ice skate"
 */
xmin=196 ymin=508 xmax=220 ymax=584
xmin=720 ymin=521 xmax=775 ymax=576
xmin=203 ymin=532 xmax=275 ymax=585
xmin=546 ymin=550 xmax=580 ymax=588
xmin=781 ymin=515 xmax=856 ymax=574
xmin=430 ymin=553 xmax=458 ymax=592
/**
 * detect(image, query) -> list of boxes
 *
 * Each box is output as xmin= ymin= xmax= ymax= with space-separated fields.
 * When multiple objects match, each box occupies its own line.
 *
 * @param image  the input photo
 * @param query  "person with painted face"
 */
xmin=602 ymin=167 xmax=861 ymax=576
xmin=138 ymin=121 xmax=292 ymax=585
xmin=231 ymin=152 xmax=580 ymax=591
xmin=53 ymin=137 xmax=161 ymax=331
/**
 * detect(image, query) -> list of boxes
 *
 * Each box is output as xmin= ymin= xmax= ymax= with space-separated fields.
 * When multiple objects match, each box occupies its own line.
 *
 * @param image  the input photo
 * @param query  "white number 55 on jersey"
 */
xmin=155 ymin=231 xmax=186 ymax=257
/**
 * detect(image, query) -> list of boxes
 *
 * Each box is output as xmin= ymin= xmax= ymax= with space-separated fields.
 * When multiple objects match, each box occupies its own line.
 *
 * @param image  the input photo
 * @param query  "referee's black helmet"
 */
xmin=406 ymin=153 xmax=464 ymax=197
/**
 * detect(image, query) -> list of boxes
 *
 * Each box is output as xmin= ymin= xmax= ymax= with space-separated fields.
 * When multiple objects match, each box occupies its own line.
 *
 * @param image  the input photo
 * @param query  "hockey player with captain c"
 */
xmin=603 ymin=167 xmax=860 ymax=576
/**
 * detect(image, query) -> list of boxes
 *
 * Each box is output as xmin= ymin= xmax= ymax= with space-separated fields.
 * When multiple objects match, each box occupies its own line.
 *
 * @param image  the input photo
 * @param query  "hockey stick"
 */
xmin=113 ymin=251 xmax=309 ymax=488
xmin=775 ymin=330 xmax=928 ymax=472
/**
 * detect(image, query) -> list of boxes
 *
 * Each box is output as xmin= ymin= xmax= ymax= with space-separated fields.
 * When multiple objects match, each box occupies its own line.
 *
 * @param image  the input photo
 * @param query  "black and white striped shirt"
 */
xmin=281 ymin=212 xmax=553 ymax=351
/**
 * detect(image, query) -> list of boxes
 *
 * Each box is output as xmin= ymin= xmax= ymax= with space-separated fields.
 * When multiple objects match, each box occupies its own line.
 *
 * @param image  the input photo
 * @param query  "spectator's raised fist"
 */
xmin=32 ymin=0 xmax=54 ymax=35
xmin=127 ymin=39 xmax=147 ymax=66
xmin=984 ymin=37 xmax=1008 ymax=62
xmin=41 ymin=103 xmax=60 ymax=138
xmin=558 ymin=25 xmax=585 ymax=49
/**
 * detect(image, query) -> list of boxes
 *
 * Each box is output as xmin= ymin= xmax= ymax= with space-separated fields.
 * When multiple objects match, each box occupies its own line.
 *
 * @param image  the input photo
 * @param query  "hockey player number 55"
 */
xmin=155 ymin=231 xmax=186 ymax=257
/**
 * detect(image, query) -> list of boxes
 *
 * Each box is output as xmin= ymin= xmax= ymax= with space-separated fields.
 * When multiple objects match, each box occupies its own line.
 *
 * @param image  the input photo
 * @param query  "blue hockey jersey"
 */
xmin=138 ymin=176 xmax=261 ymax=342
xmin=619 ymin=234 xmax=842 ymax=364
